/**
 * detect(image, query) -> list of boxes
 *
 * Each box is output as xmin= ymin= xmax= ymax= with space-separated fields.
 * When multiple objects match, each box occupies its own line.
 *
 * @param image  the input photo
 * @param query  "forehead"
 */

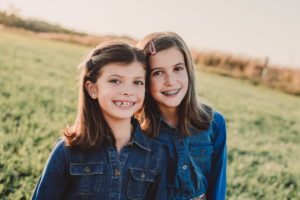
xmin=100 ymin=61 xmax=145 ymax=77
xmin=149 ymin=47 xmax=185 ymax=69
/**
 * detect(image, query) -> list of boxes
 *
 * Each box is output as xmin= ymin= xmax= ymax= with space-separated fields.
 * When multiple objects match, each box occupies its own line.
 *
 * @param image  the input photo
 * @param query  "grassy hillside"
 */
xmin=0 ymin=30 xmax=299 ymax=199
xmin=196 ymin=70 xmax=300 ymax=199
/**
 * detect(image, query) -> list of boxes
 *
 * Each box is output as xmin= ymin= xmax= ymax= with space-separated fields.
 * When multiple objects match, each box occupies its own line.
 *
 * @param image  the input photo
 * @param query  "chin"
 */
xmin=160 ymin=103 xmax=181 ymax=110
xmin=164 ymin=101 xmax=182 ymax=107
xmin=118 ymin=112 xmax=135 ymax=118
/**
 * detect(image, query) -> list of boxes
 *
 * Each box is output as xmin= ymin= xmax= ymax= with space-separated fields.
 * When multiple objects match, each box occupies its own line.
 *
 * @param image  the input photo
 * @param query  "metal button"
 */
xmin=85 ymin=166 xmax=91 ymax=173
xmin=114 ymin=169 xmax=121 ymax=176
xmin=141 ymin=172 xmax=146 ymax=179
xmin=182 ymin=165 xmax=187 ymax=170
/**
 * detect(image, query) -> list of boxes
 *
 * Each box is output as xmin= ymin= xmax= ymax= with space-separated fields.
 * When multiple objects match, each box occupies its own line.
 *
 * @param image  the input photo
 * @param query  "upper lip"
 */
xmin=113 ymin=98 xmax=137 ymax=102
xmin=161 ymin=88 xmax=180 ymax=93
xmin=113 ymin=100 xmax=136 ymax=102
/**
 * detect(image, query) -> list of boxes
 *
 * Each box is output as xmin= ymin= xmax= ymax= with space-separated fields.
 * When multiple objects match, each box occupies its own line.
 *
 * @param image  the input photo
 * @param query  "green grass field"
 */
xmin=0 ymin=30 xmax=299 ymax=199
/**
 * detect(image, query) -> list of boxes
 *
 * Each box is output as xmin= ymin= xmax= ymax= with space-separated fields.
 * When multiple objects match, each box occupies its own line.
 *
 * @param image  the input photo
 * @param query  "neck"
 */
xmin=159 ymin=107 xmax=179 ymax=128
xmin=106 ymin=118 xmax=132 ymax=153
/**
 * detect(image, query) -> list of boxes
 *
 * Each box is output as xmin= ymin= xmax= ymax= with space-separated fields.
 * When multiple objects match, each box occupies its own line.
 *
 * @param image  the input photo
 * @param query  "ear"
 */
xmin=85 ymin=81 xmax=98 ymax=99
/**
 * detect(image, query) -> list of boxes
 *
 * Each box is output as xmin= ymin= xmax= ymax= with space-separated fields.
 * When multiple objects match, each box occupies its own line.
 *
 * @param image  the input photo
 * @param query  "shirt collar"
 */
xmin=158 ymin=116 xmax=199 ymax=136
xmin=158 ymin=116 xmax=178 ymax=131
xmin=129 ymin=118 xmax=151 ymax=152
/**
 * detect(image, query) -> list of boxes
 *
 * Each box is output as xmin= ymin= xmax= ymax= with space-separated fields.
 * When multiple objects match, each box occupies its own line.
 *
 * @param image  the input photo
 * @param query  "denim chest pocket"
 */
xmin=189 ymin=143 xmax=213 ymax=176
xmin=127 ymin=168 xmax=156 ymax=200
xmin=70 ymin=162 xmax=103 ymax=194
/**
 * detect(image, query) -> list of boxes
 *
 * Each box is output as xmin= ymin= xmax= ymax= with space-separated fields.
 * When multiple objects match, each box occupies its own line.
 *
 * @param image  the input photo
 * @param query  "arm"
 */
xmin=147 ymin=145 xmax=168 ymax=200
xmin=31 ymin=138 xmax=68 ymax=200
xmin=207 ymin=112 xmax=227 ymax=200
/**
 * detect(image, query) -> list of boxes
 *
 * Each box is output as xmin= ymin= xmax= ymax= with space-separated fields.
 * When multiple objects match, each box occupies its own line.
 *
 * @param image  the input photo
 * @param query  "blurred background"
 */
xmin=0 ymin=0 xmax=299 ymax=199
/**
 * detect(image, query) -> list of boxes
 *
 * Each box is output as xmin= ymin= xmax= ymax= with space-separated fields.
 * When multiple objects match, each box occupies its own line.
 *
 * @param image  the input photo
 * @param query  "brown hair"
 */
xmin=136 ymin=32 xmax=213 ymax=137
xmin=64 ymin=41 xmax=146 ymax=150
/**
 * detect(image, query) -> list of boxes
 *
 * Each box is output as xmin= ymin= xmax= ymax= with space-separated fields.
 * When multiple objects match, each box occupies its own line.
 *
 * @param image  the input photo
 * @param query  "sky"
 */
xmin=1 ymin=0 xmax=300 ymax=68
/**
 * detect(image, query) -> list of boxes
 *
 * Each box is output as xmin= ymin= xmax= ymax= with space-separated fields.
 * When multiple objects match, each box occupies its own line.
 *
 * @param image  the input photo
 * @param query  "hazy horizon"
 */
xmin=1 ymin=0 xmax=300 ymax=68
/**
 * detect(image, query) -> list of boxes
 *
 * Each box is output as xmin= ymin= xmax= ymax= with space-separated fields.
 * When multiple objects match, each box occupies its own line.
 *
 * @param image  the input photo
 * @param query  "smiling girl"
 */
xmin=31 ymin=42 xmax=167 ymax=200
xmin=138 ymin=32 xmax=227 ymax=200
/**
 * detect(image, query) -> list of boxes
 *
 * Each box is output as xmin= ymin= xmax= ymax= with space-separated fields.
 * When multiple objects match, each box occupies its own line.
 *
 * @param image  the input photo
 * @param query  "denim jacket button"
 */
xmin=114 ymin=169 xmax=121 ymax=176
xmin=85 ymin=166 xmax=91 ymax=173
xmin=182 ymin=165 xmax=187 ymax=170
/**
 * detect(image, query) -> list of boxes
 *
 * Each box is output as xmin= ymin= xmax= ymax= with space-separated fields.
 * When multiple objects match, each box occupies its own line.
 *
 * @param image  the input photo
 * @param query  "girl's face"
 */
xmin=86 ymin=61 xmax=145 ymax=123
xmin=149 ymin=47 xmax=189 ymax=113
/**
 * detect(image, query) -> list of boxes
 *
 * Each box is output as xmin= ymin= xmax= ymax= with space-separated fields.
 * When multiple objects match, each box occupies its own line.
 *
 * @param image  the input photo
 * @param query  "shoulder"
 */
xmin=212 ymin=111 xmax=226 ymax=126
xmin=52 ymin=137 xmax=67 ymax=151
xmin=49 ymin=137 xmax=69 ymax=161
xmin=148 ymin=138 xmax=167 ymax=169
xmin=133 ymin=117 xmax=165 ymax=154
xmin=211 ymin=111 xmax=226 ymax=140
xmin=144 ymin=135 xmax=166 ymax=158
xmin=149 ymin=138 xmax=164 ymax=152
xmin=41 ymin=137 xmax=70 ymax=171
xmin=141 ymin=132 xmax=163 ymax=151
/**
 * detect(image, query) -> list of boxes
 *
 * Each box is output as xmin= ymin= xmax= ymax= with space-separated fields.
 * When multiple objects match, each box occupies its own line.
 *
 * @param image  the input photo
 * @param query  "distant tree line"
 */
xmin=192 ymin=51 xmax=300 ymax=95
xmin=0 ymin=11 xmax=85 ymax=35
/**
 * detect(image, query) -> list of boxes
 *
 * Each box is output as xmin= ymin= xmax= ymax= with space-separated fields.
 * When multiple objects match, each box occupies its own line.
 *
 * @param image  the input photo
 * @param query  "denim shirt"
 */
xmin=156 ymin=111 xmax=227 ymax=200
xmin=31 ymin=119 xmax=167 ymax=200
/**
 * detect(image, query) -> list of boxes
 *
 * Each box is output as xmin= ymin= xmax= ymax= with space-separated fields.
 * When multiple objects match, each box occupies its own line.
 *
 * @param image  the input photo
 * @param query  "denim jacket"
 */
xmin=156 ymin=111 xmax=227 ymax=200
xmin=31 ymin=119 xmax=167 ymax=200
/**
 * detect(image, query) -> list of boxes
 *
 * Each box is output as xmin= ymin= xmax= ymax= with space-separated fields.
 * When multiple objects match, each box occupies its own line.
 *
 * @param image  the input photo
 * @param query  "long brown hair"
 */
xmin=64 ymin=41 xmax=146 ymax=150
xmin=137 ymin=32 xmax=213 ymax=137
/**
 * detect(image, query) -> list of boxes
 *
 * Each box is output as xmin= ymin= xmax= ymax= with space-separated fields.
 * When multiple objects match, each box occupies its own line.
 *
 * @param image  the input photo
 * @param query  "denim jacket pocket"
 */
xmin=190 ymin=143 xmax=213 ymax=176
xmin=127 ymin=168 xmax=156 ymax=200
xmin=70 ymin=162 xmax=103 ymax=194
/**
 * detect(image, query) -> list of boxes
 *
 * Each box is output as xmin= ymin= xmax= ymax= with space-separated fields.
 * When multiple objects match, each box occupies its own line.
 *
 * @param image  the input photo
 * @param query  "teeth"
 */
xmin=162 ymin=89 xmax=180 ymax=96
xmin=114 ymin=101 xmax=134 ymax=107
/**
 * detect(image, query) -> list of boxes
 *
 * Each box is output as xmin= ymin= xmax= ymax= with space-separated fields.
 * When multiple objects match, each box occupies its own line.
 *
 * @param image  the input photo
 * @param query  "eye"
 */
xmin=109 ymin=79 xmax=121 ymax=85
xmin=152 ymin=70 xmax=162 ymax=77
xmin=134 ymin=80 xmax=145 ymax=86
xmin=174 ymin=66 xmax=184 ymax=71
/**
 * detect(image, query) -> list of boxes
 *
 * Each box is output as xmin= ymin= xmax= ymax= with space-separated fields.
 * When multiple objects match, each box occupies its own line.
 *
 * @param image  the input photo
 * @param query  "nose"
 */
xmin=121 ymin=83 xmax=134 ymax=96
xmin=122 ymin=90 xmax=133 ymax=96
xmin=164 ymin=73 xmax=176 ymax=86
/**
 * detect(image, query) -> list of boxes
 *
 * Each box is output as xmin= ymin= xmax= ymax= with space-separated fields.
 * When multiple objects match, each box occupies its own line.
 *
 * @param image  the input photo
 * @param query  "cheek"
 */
xmin=149 ymin=77 xmax=161 ymax=91
xmin=97 ymin=88 xmax=110 ymax=98
xmin=185 ymin=77 xmax=189 ymax=87
xmin=149 ymin=87 xmax=161 ymax=103
xmin=183 ymin=78 xmax=189 ymax=97
xmin=138 ymin=87 xmax=146 ymax=100
xmin=97 ymin=97 xmax=108 ymax=111
xmin=182 ymin=72 xmax=189 ymax=86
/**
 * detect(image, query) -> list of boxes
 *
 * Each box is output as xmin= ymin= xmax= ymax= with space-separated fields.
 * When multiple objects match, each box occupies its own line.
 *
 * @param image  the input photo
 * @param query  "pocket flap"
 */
xmin=70 ymin=162 xmax=103 ymax=175
xmin=130 ymin=168 xmax=155 ymax=182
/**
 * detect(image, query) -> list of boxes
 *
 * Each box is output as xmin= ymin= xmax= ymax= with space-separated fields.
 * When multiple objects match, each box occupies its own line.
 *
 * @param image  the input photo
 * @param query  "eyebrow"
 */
xmin=150 ymin=62 xmax=185 ymax=72
xmin=108 ymin=75 xmax=145 ymax=79
xmin=175 ymin=62 xmax=185 ymax=66
xmin=150 ymin=67 xmax=163 ymax=72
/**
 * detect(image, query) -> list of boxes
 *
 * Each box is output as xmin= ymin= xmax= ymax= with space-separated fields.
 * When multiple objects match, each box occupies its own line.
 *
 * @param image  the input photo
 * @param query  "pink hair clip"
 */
xmin=149 ymin=41 xmax=157 ymax=55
